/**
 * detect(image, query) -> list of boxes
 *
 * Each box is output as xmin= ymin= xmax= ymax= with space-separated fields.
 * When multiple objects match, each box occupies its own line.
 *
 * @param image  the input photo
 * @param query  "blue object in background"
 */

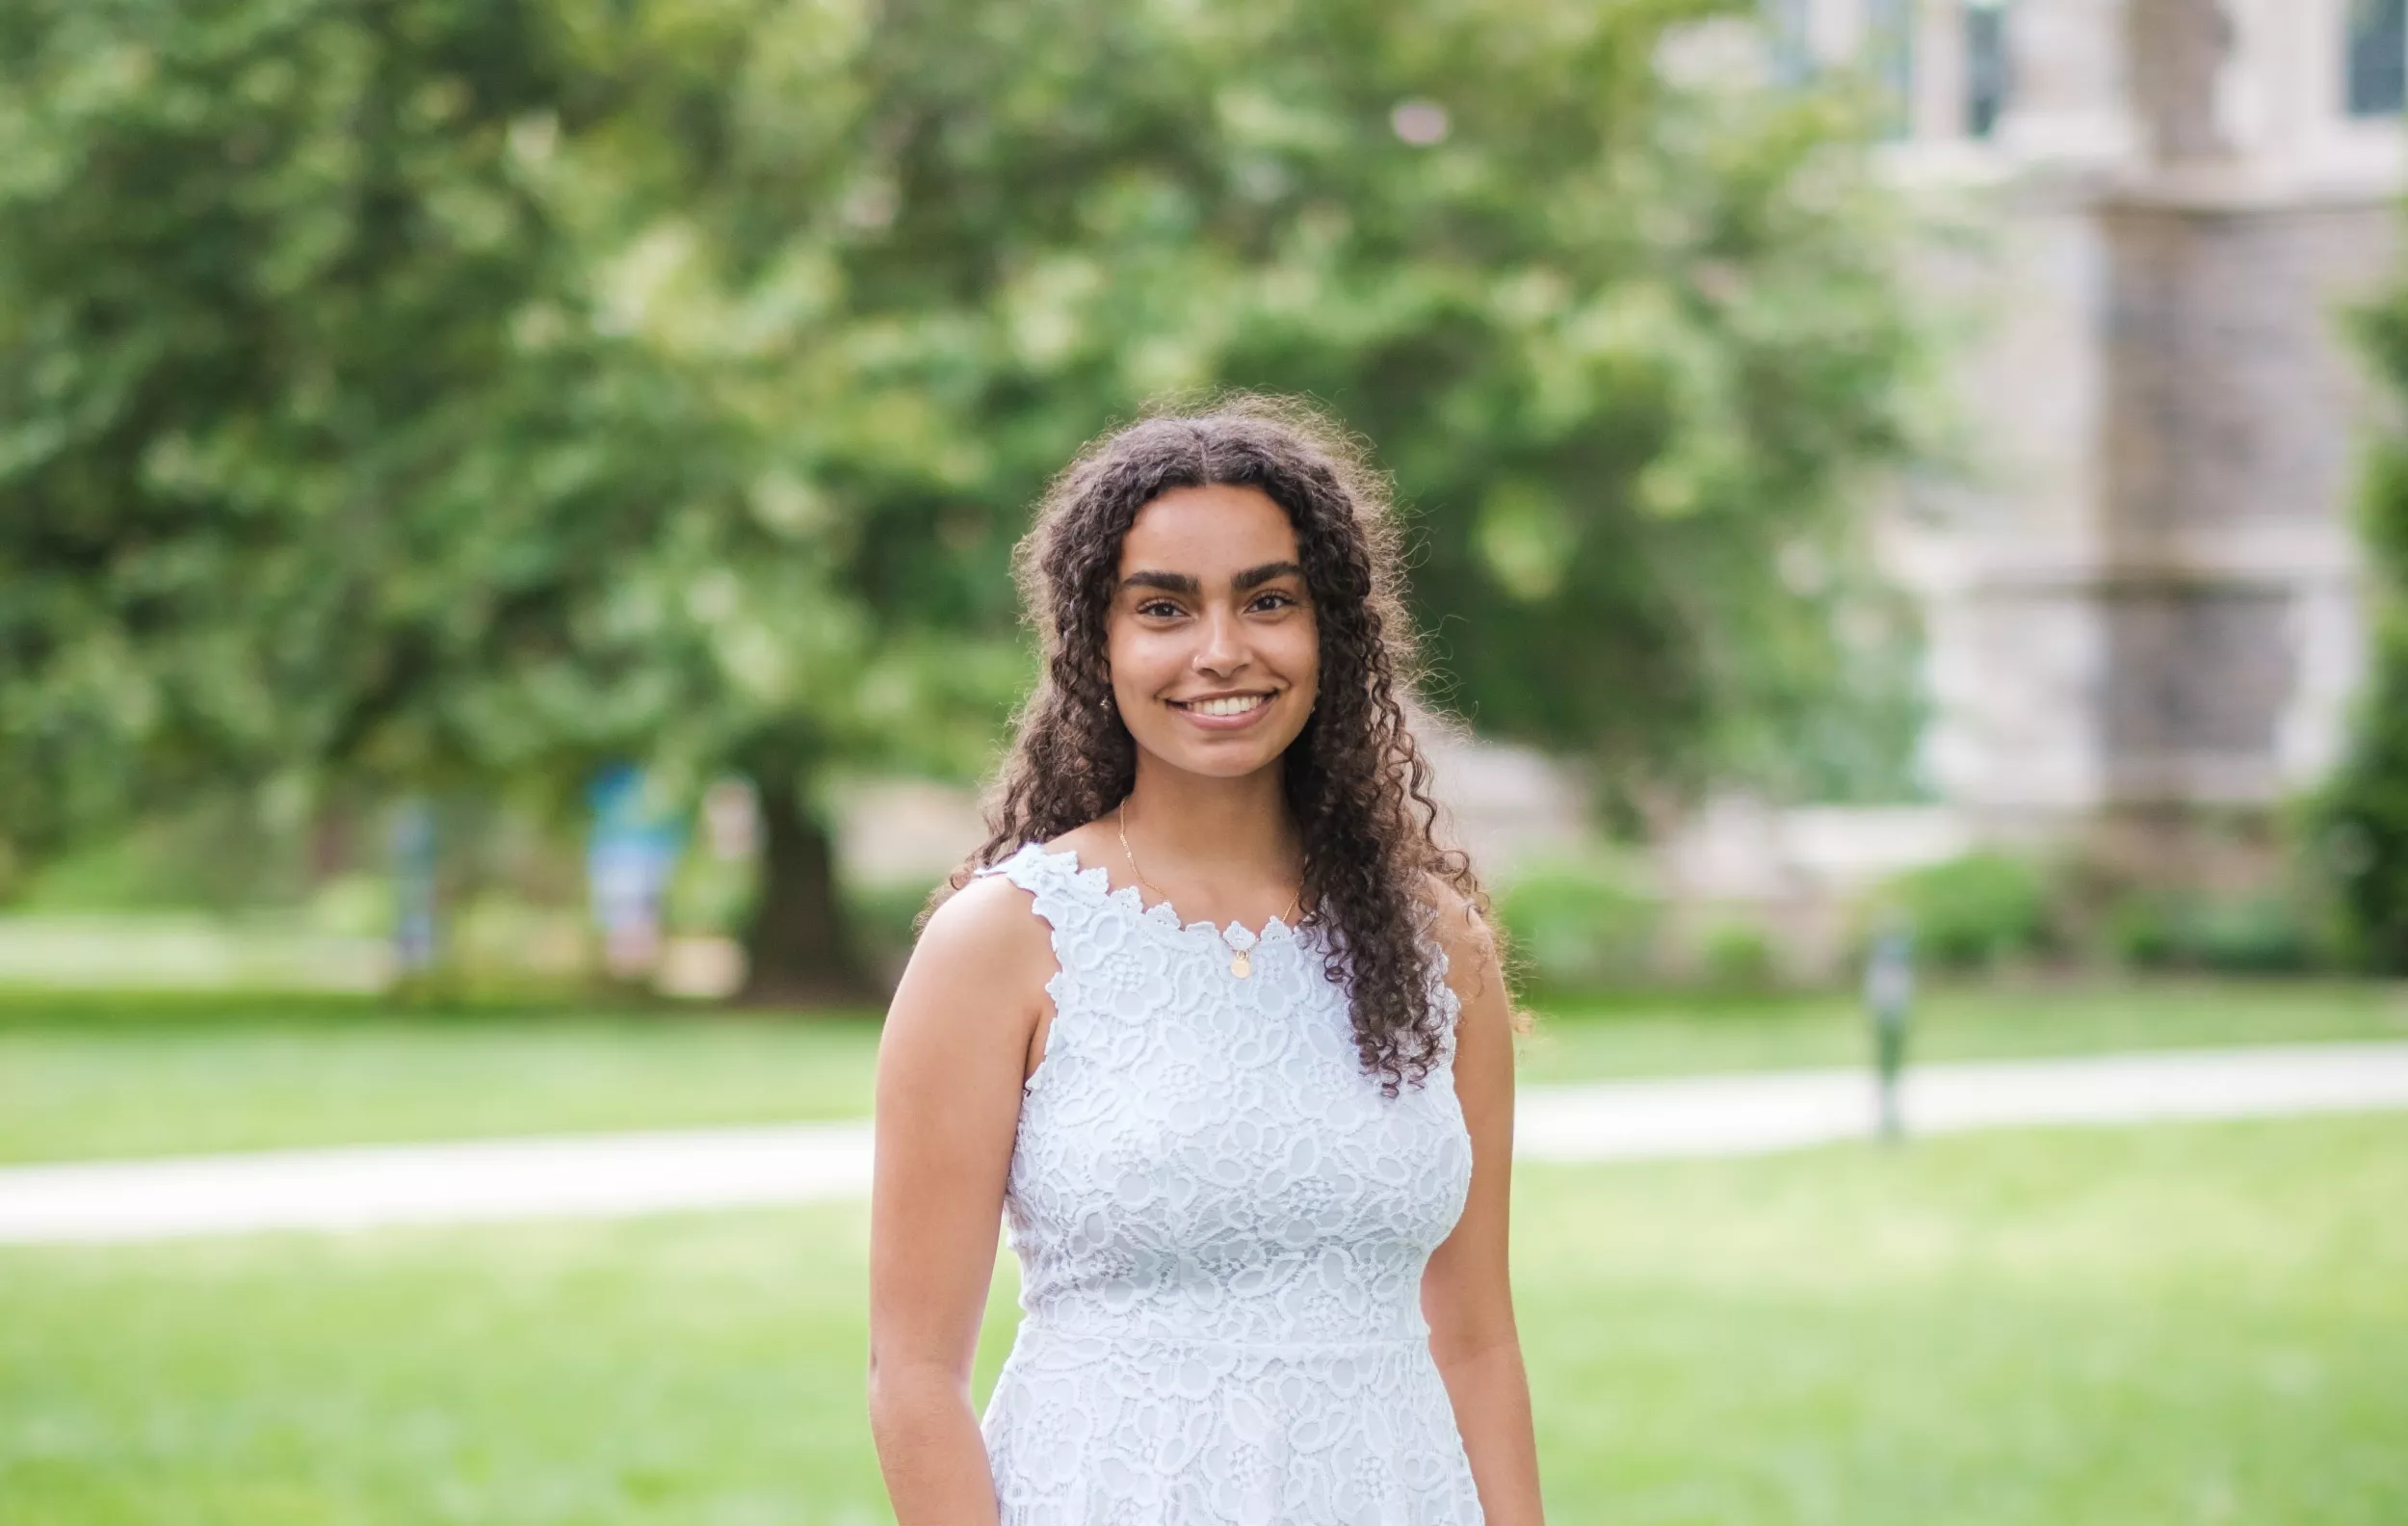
xmin=588 ymin=764 xmax=686 ymax=978
xmin=390 ymin=798 xmax=439 ymax=976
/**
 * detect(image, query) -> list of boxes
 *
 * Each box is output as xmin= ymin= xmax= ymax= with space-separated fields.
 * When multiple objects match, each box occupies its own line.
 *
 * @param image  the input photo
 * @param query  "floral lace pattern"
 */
xmin=973 ymin=842 xmax=1482 ymax=1525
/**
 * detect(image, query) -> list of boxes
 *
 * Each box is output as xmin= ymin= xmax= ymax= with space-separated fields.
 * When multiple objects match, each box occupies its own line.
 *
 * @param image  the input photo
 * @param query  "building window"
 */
xmin=2348 ymin=0 xmax=2408 ymax=117
xmin=1965 ymin=0 xmax=2012 ymax=138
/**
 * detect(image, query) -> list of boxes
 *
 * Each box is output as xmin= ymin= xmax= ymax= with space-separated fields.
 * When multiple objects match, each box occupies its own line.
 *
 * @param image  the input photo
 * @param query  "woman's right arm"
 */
xmin=867 ymin=874 xmax=1053 ymax=1523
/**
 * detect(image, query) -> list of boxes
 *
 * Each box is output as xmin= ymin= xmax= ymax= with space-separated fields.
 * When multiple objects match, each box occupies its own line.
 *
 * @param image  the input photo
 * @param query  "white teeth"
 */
xmin=1186 ymin=695 xmax=1267 ymax=717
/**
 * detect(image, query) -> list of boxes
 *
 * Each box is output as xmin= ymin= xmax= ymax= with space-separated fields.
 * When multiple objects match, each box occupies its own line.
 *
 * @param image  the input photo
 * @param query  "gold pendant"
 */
xmin=1229 ymin=948 xmax=1252 ymax=979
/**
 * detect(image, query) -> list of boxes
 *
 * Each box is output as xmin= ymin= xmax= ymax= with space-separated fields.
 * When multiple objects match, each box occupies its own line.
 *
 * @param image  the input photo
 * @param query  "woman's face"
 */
xmin=1105 ymin=484 xmax=1321 ymax=781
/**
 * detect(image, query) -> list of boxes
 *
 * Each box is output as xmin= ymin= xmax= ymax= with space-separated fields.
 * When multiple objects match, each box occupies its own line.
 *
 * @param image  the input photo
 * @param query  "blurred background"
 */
xmin=4 ymin=0 xmax=2407 ymax=1520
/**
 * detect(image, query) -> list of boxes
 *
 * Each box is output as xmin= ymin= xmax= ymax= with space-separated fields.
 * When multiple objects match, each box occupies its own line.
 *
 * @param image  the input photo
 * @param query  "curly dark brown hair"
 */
xmin=936 ymin=394 xmax=1492 ymax=1092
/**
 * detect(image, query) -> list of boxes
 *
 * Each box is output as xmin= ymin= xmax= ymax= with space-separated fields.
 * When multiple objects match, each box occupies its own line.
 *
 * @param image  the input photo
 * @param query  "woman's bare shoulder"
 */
xmin=910 ymin=867 xmax=1056 ymax=977
xmin=879 ymin=868 xmax=1060 ymax=1088
xmin=903 ymin=818 xmax=1113 ymax=999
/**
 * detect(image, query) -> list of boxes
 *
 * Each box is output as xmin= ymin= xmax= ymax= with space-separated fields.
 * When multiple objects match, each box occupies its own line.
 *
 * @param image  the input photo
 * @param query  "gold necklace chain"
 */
xmin=1115 ymin=802 xmax=1301 ymax=979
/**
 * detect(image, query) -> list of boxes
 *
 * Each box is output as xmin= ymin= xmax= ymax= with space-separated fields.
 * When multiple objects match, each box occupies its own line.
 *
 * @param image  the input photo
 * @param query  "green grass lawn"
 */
xmin=0 ymin=996 xmax=886 ymax=1166
xmin=3 ymin=981 xmax=2404 ymax=1164
xmin=1516 ymin=978 xmax=2408 ymax=1087
xmin=3 ymin=1114 xmax=2401 ymax=1523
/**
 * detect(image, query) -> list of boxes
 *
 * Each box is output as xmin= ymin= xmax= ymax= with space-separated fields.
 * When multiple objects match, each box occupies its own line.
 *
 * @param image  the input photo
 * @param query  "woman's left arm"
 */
xmin=1422 ymin=898 xmax=1547 ymax=1524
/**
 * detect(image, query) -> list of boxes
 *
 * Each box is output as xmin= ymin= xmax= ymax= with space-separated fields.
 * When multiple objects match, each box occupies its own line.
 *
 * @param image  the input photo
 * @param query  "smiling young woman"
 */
xmin=866 ymin=398 xmax=1545 ymax=1525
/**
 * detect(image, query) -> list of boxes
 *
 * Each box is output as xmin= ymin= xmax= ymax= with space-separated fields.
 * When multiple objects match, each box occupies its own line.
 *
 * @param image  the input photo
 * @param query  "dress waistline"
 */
xmin=1012 ymin=1321 xmax=1432 ymax=1355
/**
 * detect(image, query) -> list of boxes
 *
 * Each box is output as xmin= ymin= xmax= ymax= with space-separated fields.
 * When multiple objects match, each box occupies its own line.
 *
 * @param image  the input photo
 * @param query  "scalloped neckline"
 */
xmin=1016 ymin=840 xmax=1308 ymax=952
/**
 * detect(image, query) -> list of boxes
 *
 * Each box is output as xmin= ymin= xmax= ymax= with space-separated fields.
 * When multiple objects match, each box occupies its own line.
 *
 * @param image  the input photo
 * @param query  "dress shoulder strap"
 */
xmin=970 ymin=843 xmax=1107 ymax=1056
xmin=970 ymin=842 xmax=1109 ymax=957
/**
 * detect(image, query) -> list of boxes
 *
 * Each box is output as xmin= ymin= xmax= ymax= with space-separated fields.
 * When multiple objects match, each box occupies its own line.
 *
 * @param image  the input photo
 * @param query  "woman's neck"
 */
xmin=1118 ymin=756 xmax=1299 ymax=884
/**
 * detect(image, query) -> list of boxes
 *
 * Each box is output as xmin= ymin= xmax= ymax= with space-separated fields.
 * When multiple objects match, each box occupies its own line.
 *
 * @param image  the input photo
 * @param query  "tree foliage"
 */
xmin=2316 ymin=277 xmax=2408 ymax=970
xmin=0 ymin=0 xmax=1928 ymax=993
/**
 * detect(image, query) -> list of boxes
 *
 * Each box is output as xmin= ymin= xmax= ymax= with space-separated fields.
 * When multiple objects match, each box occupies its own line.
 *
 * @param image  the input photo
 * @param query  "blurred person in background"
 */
xmin=868 ymin=398 xmax=1543 ymax=1523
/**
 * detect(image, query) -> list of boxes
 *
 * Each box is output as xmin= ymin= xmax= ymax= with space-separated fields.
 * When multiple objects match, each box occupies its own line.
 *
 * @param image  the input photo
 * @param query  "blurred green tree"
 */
xmin=2316 ymin=275 xmax=2408 ymax=971
xmin=0 ymin=0 xmax=1926 ymax=1000
xmin=0 ymin=5 xmax=729 ymax=897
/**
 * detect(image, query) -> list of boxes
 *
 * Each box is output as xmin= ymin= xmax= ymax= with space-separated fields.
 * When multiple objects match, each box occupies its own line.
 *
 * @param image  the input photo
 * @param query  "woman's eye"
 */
xmin=1250 ymin=591 xmax=1296 ymax=612
xmin=1137 ymin=599 xmax=1181 ymax=618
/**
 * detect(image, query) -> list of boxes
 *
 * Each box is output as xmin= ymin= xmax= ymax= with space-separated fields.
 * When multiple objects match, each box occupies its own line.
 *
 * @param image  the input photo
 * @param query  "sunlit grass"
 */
xmin=3 ymin=1115 xmax=2402 ymax=1523
xmin=1516 ymin=1115 xmax=2408 ymax=1521
xmin=1 ymin=982 xmax=2402 ymax=1164
xmin=1516 ymin=978 xmax=2408 ymax=1086
xmin=0 ymin=996 xmax=884 ymax=1166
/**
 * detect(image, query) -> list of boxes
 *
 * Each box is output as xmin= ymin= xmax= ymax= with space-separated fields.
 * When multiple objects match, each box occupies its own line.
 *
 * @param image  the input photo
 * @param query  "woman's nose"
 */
xmin=1192 ymin=607 xmax=1246 ymax=674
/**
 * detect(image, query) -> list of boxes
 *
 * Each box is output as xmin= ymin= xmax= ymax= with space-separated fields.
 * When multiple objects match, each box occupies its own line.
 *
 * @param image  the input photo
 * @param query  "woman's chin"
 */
xmin=1135 ymin=729 xmax=1303 ymax=780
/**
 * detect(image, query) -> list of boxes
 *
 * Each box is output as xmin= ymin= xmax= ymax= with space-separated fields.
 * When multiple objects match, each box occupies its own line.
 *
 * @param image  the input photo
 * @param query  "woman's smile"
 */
xmin=1168 ymin=690 xmax=1278 ymax=726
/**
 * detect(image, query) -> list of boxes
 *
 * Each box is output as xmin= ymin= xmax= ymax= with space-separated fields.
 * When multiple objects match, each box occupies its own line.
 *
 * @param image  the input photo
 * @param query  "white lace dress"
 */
xmin=972 ymin=841 xmax=1484 ymax=1525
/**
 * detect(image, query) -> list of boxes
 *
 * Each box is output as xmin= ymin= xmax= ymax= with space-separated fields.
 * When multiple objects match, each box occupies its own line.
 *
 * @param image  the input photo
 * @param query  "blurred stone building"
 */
xmin=1853 ymin=0 xmax=2403 ymax=878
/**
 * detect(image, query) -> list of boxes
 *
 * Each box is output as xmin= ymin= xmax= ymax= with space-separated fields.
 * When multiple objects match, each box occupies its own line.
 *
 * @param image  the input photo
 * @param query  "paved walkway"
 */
xmin=6 ymin=1042 xmax=2406 ymax=1245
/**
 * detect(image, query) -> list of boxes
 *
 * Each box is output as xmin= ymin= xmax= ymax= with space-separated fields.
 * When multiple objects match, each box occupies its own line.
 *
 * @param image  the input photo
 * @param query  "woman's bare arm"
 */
xmin=1422 ymin=896 xmax=1547 ymax=1524
xmin=867 ymin=874 xmax=1055 ymax=1524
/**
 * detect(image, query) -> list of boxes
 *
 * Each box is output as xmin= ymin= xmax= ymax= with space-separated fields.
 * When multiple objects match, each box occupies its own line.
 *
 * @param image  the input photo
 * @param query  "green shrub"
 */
xmin=1494 ymin=855 xmax=1661 ymax=992
xmin=2105 ymin=887 xmax=2319 ymax=974
xmin=19 ymin=798 xmax=316 ymax=912
xmin=1880 ymin=851 xmax=2050 ymax=969
xmin=1696 ymin=918 xmax=1777 ymax=988
xmin=2188 ymin=893 xmax=2317 ymax=972
xmin=2309 ymin=717 xmax=2408 ymax=970
xmin=2103 ymin=888 xmax=2181 ymax=968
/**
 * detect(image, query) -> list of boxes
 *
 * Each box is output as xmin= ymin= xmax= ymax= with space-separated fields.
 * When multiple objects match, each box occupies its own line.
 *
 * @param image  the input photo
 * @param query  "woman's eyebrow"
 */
xmin=1118 ymin=561 xmax=1303 ymax=596
xmin=1232 ymin=560 xmax=1305 ymax=592
xmin=1120 ymin=570 xmax=1201 ymax=595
